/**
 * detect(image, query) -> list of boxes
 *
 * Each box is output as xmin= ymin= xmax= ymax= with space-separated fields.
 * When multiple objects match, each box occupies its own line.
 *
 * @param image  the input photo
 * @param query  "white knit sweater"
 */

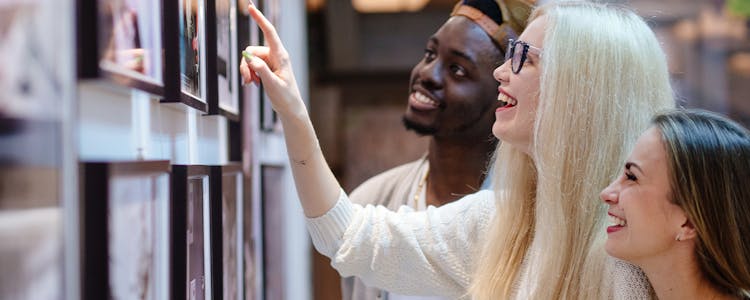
xmin=306 ymin=190 xmax=653 ymax=299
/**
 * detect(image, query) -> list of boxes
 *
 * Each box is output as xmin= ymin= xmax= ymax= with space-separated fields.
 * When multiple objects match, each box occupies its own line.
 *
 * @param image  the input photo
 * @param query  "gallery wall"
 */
xmin=0 ymin=0 xmax=311 ymax=299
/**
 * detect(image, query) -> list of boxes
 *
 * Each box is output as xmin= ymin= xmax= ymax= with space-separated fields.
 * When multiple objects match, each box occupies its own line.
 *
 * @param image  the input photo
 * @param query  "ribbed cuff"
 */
xmin=306 ymin=189 xmax=355 ymax=257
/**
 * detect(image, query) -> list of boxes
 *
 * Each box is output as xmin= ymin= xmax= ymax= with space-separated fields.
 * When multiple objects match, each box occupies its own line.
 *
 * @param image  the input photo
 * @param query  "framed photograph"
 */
xmin=172 ymin=165 xmax=212 ymax=300
xmin=81 ymin=160 xmax=171 ymax=300
xmin=0 ymin=0 xmax=70 ymax=290
xmin=76 ymin=0 xmax=164 ymax=95
xmin=208 ymin=164 xmax=243 ymax=300
xmin=207 ymin=0 xmax=240 ymax=121
xmin=260 ymin=165 xmax=284 ymax=299
xmin=180 ymin=0 xmax=207 ymax=107
xmin=162 ymin=0 xmax=208 ymax=111
xmin=0 ymin=0 xmax=71 ymax=120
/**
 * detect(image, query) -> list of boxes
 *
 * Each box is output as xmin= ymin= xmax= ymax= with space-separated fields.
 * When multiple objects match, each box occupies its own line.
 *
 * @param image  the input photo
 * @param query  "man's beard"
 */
xmin=402 ymin=117 xmax=437 ymax=135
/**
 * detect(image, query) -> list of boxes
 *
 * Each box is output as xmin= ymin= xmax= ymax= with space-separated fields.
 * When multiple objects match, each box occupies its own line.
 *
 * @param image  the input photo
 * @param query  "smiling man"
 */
xmin=342 ymin=1 xmax=534 ymax=299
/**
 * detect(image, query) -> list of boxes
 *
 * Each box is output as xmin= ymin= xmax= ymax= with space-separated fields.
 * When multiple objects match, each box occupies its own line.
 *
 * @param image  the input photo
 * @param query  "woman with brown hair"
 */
xmin=601 ymin=109 xmax=750 ymax=299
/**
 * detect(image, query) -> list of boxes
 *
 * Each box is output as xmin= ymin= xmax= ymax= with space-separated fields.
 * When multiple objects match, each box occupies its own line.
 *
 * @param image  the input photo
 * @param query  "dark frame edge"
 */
xmin=81 ymin=162 xmax=109 ymax=300
xmin=76 ymin=0 xmax=99 ymax=79
xmin=170 ymin=165 xmax=188 ymax=300
xmin=209 ymin=165 xmax=224 ymax=300
xmin=205 ymin=0 xmax=220 ymax=116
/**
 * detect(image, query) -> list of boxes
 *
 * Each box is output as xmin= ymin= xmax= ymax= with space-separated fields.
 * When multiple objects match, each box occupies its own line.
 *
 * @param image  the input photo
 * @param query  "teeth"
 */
xmin=414 ymin=91 xmax=438 ymax=106
xmin=497 ymin=93 xmax=517 ymax=107
xmin=609 ymin=215 xmax=626 ymax=227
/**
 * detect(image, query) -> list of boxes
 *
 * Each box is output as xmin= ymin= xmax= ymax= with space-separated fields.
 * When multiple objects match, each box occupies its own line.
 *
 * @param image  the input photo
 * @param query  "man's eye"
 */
xmin=424 ymin=49 xmax=436 ymax=60
xmin=451 ymin=65 xmax=466 ymax=77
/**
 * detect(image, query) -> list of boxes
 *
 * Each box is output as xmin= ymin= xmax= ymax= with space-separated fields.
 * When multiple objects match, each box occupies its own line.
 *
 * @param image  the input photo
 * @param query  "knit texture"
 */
xmin=307 ymin=190 xmax=654 ymax=299
xmin=343 ymin=156 xmax=431 ymax=300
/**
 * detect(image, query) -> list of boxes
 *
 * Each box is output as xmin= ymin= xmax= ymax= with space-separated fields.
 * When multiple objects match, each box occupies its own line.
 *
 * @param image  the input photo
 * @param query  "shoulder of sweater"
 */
xmin=424 ymin=189 xmax=496 ymax=222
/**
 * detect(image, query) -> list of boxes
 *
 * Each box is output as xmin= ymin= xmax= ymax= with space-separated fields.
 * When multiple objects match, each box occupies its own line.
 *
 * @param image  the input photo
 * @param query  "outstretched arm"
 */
xmin=239 ymin=2 xmax=339 ymax=217
xmin=238 ymin=7 xmax=495 ymax=296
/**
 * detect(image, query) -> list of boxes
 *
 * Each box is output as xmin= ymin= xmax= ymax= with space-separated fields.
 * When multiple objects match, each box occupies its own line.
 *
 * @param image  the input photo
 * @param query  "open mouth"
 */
xmin=606 ymin=213 xmax=627 ymax=234
xmin=497 ymin=92 xmax=517 ymax=108
xmin=410 ymin=91 xmax=439 ymax=109
xmin=608 ymin=213 xmax=627 ymax=227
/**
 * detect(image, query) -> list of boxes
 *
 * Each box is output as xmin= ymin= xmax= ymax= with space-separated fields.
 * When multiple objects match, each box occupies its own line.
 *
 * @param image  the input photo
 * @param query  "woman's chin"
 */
xmin=491 ymin=123 xmax=508 ymax=141
xmin=492 ymin=125 xmax=531 ymax=153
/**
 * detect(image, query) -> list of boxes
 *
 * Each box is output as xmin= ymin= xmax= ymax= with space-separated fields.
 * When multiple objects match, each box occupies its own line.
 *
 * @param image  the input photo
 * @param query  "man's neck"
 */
xmin=424 ymin=136 xmax=496 ymax=207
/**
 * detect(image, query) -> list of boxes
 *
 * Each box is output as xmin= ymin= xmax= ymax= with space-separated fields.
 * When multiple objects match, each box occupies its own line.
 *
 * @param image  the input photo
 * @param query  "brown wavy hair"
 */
xmin=653 ymin=109 xmax=750 ymax=297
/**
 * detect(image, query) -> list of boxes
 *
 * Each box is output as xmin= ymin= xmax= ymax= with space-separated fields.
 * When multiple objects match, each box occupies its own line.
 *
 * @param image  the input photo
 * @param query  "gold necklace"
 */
xmin=413 ymin=169 xmax=429 ymax=205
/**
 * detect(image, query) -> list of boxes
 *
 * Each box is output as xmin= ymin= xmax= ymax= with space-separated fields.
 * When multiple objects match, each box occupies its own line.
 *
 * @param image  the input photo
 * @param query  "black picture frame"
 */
xmin=208 ymin=164 xmax=244 ymax=300
xmin=76 ymin=0 xmax=165 ymax=96
xmin=207 ymin=0 xmax=241 ymax=121
xmin=171 ymin=165 xmax=212 ymax=300
xmin=81 ymin=160 xmax=171 ymax=300
xmin=162 ymin=0 xmax=208 ymax=111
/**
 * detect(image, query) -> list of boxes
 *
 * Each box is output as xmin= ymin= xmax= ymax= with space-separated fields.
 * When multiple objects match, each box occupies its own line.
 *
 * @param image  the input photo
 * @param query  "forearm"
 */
xmin=278 ymin=104 xmax=341 ymax=218
xmin=240 ymin=2 xmax=341 ymax=218
xmin=307 ymin=191 xmax=498 ymax=298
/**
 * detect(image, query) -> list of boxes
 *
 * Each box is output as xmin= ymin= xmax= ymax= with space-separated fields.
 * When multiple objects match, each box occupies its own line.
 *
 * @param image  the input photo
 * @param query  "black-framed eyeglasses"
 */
xmin=505 ymin=39 xmax=543 ymax=74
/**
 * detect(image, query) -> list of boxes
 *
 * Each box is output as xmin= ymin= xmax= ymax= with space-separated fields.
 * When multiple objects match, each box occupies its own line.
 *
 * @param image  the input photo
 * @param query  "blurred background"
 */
xmin=305 ymin=0 xmax=750 ymax=299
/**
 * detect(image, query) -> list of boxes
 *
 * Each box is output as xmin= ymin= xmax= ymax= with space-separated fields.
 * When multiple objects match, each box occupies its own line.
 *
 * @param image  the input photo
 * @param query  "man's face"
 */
xmin=403 ymin=16 xmax=502 ymax=139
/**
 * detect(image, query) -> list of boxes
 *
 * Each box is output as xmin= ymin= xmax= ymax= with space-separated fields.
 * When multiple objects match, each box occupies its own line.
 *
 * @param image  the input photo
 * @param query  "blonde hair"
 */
xmin=471 ymin=2 xmax=675 ymax=299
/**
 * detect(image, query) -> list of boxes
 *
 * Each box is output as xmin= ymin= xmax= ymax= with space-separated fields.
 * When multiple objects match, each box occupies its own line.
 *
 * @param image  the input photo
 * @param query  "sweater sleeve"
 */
xmin=306 ymin=189 xmax=495 ymax=298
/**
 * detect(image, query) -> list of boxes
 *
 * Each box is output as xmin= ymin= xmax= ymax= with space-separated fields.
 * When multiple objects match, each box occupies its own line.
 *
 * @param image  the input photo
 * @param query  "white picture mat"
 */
xmin=187 ymin=175 xmax=210 ymax=300
xmin=108 ymin=173 xmax=169 ymax=300
xmin=98 ymin=0 xmax=164 ymax=86
xmin=221 ymin=171 xmax=243 ymax=300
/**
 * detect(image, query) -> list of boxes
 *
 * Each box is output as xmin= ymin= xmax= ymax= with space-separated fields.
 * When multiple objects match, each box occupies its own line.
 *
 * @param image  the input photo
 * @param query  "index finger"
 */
xmin=247 ymin=3 xmax=283 ymax=52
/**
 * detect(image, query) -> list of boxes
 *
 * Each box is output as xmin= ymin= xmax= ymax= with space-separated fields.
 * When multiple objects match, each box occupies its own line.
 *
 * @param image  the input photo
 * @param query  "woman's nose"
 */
xmin=494 ymin=59 xmax=511 ymax=83
xmin=600 ymin=181 xmax=619 ymax=204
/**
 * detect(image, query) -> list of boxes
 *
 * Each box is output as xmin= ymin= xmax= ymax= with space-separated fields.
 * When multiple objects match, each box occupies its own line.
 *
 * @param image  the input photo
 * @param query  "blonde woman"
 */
xmin=601 ymin=110 xmax=750 ymax=300
xmin=240 ymin=1 xmax=674 ymax=299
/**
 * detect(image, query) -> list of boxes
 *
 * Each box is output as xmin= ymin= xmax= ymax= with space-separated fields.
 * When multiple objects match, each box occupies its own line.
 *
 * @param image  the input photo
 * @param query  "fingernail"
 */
xmin=242 ymin=50 xmax=253 ymax=64
xmin=248 ymin=1 xmax=254 ymax=7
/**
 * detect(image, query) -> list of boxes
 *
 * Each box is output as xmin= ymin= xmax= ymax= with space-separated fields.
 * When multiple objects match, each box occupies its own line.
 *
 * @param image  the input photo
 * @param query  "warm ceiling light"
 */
xmin=352 ymin=0 xmax=430 ymax=13
xmin=307 ymin=0 xmax=325 ymax=12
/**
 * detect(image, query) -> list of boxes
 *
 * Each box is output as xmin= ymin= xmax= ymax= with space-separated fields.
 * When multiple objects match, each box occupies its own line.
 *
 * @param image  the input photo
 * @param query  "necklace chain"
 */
xmin=413 ymin=168 xmax=429 ymax=205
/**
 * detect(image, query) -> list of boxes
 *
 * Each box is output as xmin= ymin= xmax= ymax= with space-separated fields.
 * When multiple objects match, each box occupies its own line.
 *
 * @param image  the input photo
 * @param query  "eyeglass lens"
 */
xmin=505 ymin=40 xmax=525 ymax=74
